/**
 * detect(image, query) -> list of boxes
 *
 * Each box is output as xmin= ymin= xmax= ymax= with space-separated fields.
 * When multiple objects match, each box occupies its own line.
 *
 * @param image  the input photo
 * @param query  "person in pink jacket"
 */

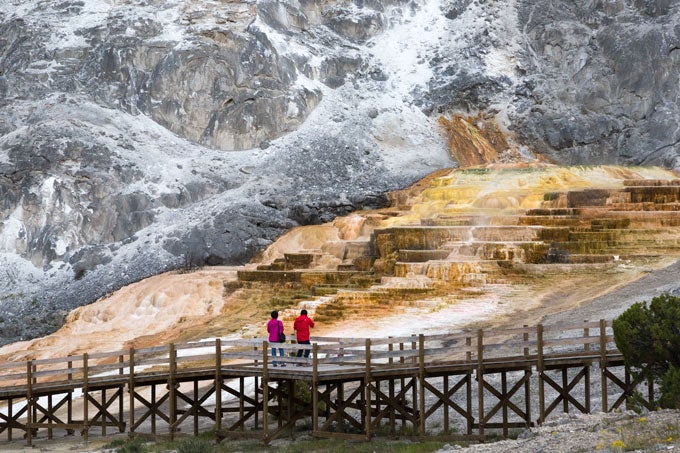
xmin=267 ymin=310 xmax=286 ymax=367
xmin=293 ymin=309 xmax=315 ymax=361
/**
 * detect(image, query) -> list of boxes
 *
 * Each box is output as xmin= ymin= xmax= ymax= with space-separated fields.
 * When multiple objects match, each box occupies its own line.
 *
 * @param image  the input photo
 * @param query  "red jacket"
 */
xmin=293 ymin=315 xmax=315 ymax=342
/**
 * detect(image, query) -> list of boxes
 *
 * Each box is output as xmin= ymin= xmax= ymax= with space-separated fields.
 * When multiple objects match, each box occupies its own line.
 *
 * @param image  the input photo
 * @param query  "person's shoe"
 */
xmin=272 ymin=364 xmax=278 ymax=367
xmin=280 ymin=363 xmax=287 ymax=367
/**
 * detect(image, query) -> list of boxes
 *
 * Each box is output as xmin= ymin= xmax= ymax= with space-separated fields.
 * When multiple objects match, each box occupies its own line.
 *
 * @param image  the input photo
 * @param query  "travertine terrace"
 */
xmin=238 ymin=164 xmax=680 ymax=328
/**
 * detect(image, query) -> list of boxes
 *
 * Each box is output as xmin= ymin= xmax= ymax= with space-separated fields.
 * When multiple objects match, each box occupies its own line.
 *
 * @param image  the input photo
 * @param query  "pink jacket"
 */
xmin=267 ymin=318 xmax=284 ymax=343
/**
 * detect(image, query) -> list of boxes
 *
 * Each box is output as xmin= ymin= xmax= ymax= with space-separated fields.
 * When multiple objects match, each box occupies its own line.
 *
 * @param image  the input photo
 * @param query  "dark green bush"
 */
xmin=613 ymin=293 xmax=680 ymax=408
xmin=660 ymin=366 xmax=680 ymax=409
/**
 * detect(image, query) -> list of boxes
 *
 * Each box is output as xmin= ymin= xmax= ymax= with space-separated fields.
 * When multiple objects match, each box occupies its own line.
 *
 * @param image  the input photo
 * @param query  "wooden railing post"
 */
xmin=7 ymin=394 xmax=13 ymax=441
xmin=364 ymin=338 xmax=372 ymax=440
xmin=465 ymin=335 xmax=472 ymax=435
xmin=418 ymin=334 xmax=426 ymax=436
xmin=83 ymin=353 xmax=89 ymax=442
xmin=118 ymin=353 xmax=124 ymax=432
xmin=399 ymin=340 xmax=405 ymax=365
xmin=67 ymin=355 xmax=73 ymax=381
xmin=339 ymin=340 xmax=345 ymax=363
xmin=215 ymin=339 xmax=222 ymax=433
xmin=26 ymin=361 xmax=33 ymax=447
xmin=583 ymin=320 xmax=591 ymax=414
xmin=249 ymin=338 xmax=258 ymax=429
xmin=239 ymin=376 xmax=245 ymax=432
xmin=312 ymin=343 xmax=319 ymax=433
xmin=523 ymin=325 xmax=531 ymax=427
xmin=67 ymin=355 xmax=73 ymax=431
xmin=410 ymin=335 xmax=417 ymax=365
xmin=168 ymin=343 xmax=177 ymax=440
xmin=30 ymin=361 xmax=37 ymax=439
xmin=128 ymin=348 xmax=135 ymax=435
xmin=599 ymin=319 xmax=608 ymax=412
xmin=262 ymin=341 xmax=269 ymax=442
xmin=101 ymin=387 xmax=107 ymax=436
xmin=287 ymin=378 xmax=295 ymax=439
xmin=537 ymin=325 xmax=545 ymax=424
xmin=411 ymin=334 xmax=417 ymax=418
xmin=388 ymin=337 xmax=393 ymax=366
xmin=254 ymin=336 xmax=259 ymax=366
xmin=476 ymin=329 xmax=484 ymax=439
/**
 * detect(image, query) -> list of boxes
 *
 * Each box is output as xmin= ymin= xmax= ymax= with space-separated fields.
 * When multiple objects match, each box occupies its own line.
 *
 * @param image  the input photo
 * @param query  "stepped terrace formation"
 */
xmin=234 ymin=165 xmax=680 ymax=331
xmin=2 ymin=164 xmax=680 ymax=362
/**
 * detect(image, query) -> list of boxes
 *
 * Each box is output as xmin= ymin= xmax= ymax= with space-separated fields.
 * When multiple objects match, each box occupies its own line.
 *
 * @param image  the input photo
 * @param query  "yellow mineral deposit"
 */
xmin=2 ymin=164 xmax=680 ymax=363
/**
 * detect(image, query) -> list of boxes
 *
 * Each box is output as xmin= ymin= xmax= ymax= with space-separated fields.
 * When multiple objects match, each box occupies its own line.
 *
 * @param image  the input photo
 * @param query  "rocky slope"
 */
xmin=1 ymin=0 xmax=679 ymax=344
xmin=442 ymin=409 xmax=680 ymax=452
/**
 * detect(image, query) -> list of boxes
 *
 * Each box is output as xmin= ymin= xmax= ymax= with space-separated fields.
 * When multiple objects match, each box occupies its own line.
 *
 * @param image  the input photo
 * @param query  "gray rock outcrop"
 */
xmin=514 ymin=0 xmax=680 ymax=167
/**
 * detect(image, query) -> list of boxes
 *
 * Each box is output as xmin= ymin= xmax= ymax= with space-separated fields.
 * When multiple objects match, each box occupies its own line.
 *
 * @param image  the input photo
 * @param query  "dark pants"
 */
xmin=296 ymin=339 xmax=311 ymax=358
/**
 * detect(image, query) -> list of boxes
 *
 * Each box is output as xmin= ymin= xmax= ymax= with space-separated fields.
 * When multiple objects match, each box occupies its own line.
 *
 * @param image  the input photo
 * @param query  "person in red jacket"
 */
xmin=293 ymin=309 xmax=315 ymax=362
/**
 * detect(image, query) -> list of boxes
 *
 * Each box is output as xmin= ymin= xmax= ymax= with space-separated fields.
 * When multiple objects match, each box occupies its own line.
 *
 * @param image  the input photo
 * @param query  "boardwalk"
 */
xmin=0 ymin=320 xmax=653 ymax=446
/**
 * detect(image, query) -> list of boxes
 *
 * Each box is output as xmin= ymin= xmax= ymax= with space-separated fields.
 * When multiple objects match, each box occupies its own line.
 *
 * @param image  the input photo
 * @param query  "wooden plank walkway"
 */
xmin=0 ymin=320 xmax=655 ymax=445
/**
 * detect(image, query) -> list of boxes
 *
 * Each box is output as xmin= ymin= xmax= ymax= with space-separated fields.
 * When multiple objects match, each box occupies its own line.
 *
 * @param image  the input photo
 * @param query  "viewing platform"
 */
xmin=0 ymin=320 xmax=655 ymax=446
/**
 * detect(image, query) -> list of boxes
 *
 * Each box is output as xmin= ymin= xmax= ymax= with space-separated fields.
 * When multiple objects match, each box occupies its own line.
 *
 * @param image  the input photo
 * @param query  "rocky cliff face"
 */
xmin=514 ymin=0 xmax=680 ymax=167
xmin=0 ymin=0 xmax=678 ymax=344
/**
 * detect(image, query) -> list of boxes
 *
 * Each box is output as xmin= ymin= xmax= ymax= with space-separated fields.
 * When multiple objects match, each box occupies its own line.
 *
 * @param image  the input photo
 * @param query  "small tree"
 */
xmin=613 ymin=293 xmax=680 ymax=408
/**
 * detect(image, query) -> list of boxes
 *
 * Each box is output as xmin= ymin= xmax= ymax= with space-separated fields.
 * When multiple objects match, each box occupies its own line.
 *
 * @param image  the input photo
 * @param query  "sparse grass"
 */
xmin=175 ymin=436 xmax=215 ymax=453
xmin=101 ymin=434 xmax=449 ymax=453
xmin=103 ymin=435 xmax=148 ymax=452
xmin=274 ymin=439 xmax=447 ymax=453
xmin=613 ymin=415 xmax=679 ymax=451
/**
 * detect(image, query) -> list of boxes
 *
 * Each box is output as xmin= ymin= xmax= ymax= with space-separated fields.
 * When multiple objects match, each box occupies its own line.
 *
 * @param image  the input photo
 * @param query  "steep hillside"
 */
xmin=1 ymin=0 xmax=679 ymax=344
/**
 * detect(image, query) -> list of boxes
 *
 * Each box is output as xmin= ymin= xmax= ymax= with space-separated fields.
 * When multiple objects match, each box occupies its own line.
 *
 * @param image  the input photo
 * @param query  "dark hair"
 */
xmin=301 ymin=309 xmax=308 ymax=315
xmin=271 ymin=310 xmax=278 ymax=319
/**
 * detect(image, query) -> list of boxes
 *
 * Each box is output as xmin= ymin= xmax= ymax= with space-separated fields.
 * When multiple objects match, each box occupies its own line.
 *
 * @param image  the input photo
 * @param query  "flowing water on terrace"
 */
xmin=2 ymin=164 xmax=680 ymax=363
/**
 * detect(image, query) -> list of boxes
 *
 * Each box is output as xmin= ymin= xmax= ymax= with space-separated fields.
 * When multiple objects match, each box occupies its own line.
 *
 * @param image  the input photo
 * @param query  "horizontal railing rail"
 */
xmin=0 ymin=320 xmax=620 ymax=395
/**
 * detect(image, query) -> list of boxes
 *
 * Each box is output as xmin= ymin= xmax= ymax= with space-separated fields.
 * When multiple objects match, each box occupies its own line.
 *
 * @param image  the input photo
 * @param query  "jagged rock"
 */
xmin=513 ymin=1 xmax=680 ymax=166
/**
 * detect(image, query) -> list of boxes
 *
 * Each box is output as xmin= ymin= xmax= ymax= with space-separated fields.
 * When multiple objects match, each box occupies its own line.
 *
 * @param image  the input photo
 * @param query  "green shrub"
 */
xmin=177 ymin=437 xmax=216 ymax=453
xmin=660 ymin=365 xmax=680 ymax=409
xmin=613 ymin=293 xmax=680 ymax=408
xmin=103 ymin=436 xmax=147 ymax=453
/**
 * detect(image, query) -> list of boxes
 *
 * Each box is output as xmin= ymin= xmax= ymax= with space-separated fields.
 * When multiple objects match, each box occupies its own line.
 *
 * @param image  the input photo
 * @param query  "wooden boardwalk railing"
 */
xmin=0 ymin=320 xmax=654 ymax=445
